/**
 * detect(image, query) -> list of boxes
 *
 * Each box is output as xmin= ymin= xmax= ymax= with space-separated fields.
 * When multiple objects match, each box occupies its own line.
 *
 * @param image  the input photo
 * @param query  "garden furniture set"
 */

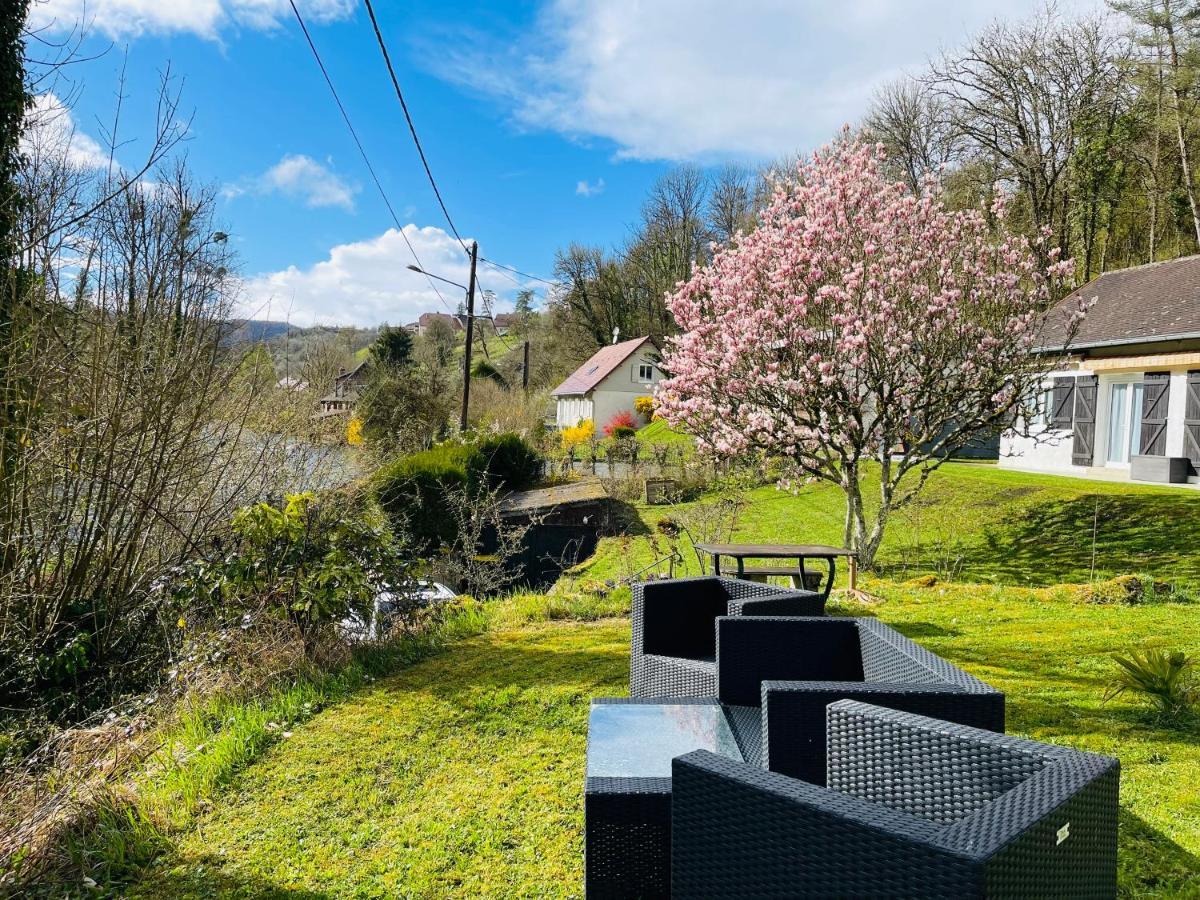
xmin=585 ymin=575 xmax=1120 ymax=898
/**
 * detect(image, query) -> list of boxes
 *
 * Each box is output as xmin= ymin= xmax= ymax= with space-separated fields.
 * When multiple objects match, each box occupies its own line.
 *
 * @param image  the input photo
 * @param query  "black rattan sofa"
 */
xmin=631 ymin=576 xmax=824 ymax=699
xmin=715 ymin=616 xmax=1005 ymax=784
xmin=672 ymin=700 xmax=1120 ymax=898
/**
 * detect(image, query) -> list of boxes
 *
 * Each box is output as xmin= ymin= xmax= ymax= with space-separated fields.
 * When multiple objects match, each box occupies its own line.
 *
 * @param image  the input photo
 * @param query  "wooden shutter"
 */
xmin=1185 ymin=371 xmax=1200 ymax=471
xmin=1072 ymin=375 xmax=1098 ymax=467
xmin=1139 ymin=372 xmax=1171 ymax=456
xmin=1051 ymin=377 xmax=1075 ymax=428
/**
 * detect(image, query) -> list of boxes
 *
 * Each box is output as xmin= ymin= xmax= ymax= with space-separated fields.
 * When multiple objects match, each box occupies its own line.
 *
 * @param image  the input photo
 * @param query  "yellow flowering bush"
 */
xmin=560 ymin=418 xmax=595 ymax=450
xmin=634 ymin=396 xmax=655 ymax=418
xmin=346 ymin=417 xmax=364 ymax=446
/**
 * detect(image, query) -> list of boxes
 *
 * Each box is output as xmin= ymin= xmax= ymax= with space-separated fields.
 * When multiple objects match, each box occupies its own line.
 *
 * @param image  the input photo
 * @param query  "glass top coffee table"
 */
xmin=584 ymin=698 xmax=744 ymax=896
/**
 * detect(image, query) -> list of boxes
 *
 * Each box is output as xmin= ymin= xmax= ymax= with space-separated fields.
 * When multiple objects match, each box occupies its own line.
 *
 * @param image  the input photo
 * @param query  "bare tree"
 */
xmin=863 ymin=77 xmax=962 ymax=193
xmin=929 ymin=8 xmax=1130 ymax=262
xmin=707 ymin=163 xmax=755 ymax=246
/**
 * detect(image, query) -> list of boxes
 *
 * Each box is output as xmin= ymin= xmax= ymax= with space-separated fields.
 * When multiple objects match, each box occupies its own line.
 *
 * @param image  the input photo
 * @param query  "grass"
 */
xmin=578 ymin=462 xmax=1200 ymax=589
xmin=51 ymin=464 xmax=1200 ymax=895
xmin=115 ymin=584 xmax=1200 ymax=898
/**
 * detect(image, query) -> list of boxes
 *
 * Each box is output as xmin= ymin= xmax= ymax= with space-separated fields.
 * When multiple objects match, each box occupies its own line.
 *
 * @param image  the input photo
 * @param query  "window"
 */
xmin=1106 ymin=382 xmax=1145 ymax=464
xmin=638 ymin=363 xmax=654 ymax=381
xmin=1026 ymin=385 xmax=1054 ymax=427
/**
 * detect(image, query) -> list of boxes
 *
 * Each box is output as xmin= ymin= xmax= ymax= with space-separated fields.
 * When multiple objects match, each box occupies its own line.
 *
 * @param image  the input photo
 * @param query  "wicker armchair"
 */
xmin=672 ymin=700 xmax=1119 ymax=898
xmin=715 ymin=616 xmax=1005 ymax=783
xmin=630 ymin=576 xmax=825 ymax=699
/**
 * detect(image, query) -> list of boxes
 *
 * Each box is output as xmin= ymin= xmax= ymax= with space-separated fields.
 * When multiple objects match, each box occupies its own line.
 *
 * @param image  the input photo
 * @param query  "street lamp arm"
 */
xmin=406 ymin=263 xmax=468 ymax=292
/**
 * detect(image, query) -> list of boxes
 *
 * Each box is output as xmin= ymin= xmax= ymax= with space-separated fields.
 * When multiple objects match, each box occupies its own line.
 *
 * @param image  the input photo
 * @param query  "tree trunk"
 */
xmin=1163 ymin=9 xmax=1200 ymax=245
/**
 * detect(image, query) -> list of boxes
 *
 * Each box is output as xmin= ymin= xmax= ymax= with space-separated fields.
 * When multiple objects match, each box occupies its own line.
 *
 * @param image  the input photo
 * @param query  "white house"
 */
xmin=552 ymin=336 xmax=661 ymax=430
xmin=1001 ymin=255 xmax=1200 ymax=485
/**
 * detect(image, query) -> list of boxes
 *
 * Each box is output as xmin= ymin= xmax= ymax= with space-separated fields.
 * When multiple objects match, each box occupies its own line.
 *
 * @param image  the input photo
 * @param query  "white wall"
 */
xmin=999 ymin=368 xmax=1082 ymax=473
xmin=556 ymin=395 xmax=594 ymax=429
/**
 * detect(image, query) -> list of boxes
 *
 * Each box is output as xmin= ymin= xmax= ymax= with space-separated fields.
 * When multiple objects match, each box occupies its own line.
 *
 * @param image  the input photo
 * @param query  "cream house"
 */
xmin=1001 ymin=255 xmax=1200 ymax=485
xmin=552 ymin=336 xmax=661 ymax=430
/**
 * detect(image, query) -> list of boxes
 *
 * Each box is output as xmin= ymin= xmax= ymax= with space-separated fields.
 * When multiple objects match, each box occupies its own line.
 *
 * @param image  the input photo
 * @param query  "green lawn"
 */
xmin=122 ymin=585 xmax=1200 ymax=897
xmin=109 ymin=465 xmax=1200 ymax=897
xmin=579 ymin=462 xmax=1200 ymax=588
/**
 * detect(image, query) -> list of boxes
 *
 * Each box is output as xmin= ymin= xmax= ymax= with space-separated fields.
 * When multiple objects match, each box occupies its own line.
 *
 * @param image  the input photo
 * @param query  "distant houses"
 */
xmin=1001 ymin=254 xmax=1200 ymax=485
xmin=317 ymin=359 xmax=369 ymax=418
xmin=413 ymin=312 xmax=466 ymax=335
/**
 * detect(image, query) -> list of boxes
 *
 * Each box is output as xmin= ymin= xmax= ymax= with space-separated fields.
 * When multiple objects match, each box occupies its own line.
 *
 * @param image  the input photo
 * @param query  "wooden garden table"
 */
xmin=693 ymin=542 xmax=858 ymax=601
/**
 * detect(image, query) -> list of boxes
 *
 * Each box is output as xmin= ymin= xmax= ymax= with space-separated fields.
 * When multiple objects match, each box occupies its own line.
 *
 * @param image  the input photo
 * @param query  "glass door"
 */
xmin=1107 ymin=382 xmax=1145 ymax=464
xmin=1108 ymin=384 xmax=1129 ymax=463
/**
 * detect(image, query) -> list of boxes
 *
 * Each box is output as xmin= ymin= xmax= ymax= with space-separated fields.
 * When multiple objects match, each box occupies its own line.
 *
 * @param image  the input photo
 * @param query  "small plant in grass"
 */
xmin=1105 ymin=648 xmax=1197 ymax=723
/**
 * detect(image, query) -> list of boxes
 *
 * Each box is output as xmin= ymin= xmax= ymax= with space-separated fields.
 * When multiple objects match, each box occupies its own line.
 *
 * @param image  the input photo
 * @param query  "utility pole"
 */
xmin=460 ymin=240 xmax=479 ymax=432
xmin=522 ymin=340 xmax=530 ymax=392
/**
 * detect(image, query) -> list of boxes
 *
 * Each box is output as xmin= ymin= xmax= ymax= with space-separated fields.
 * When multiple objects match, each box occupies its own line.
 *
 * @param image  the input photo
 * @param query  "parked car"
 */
xmin=339 ymin=581 xmax=457 ymax=641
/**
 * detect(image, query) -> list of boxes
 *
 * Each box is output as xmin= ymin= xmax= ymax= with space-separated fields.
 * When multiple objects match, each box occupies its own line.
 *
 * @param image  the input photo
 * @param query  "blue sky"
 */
xmin=28 ymin=0 xmax=1099 ymax=326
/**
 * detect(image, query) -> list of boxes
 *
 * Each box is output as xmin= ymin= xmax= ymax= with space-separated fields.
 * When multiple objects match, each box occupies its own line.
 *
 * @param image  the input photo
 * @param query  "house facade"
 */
xmin=1000 ymin=255 xmax=1200 ymax=484
xmin=552 ymin=336 xmax=661 ymax=430
xmin=316 ymin=359 xmax=369 ymax=418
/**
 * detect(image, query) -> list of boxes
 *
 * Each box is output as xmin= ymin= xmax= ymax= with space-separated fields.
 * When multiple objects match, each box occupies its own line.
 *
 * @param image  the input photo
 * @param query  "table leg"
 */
xmin=824 ymin=558 xmax=835 ymax=601
xmin=712 ymin=553 xmax=721 ymax=576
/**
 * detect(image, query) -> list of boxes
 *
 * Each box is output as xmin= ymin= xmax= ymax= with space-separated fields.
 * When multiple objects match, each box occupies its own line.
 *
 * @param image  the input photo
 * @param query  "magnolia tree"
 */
xmin=655 ymin=136 xmax=1084 ymax=570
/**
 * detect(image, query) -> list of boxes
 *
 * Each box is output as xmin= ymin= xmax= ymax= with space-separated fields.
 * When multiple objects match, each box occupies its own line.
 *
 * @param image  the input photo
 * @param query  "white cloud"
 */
xmin=225 ymin=154 xmax=358 ymax=210
xmin=22 ymin=93 xmax=110 ymax=170
xmin=27 ymin=0 xmax=355 ymax=39
xmin=241 ymin=225 xmax=481 ymax=327
xmin=437 ymin=0 xmax=1103 ymax=161
xmin=575 ymin=177 xmax=605 ymax=197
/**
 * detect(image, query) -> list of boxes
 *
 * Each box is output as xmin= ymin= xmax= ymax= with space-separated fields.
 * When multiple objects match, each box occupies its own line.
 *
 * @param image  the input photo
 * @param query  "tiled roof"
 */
xmin=551 ymin=336 xmax=652 ymax=396
xmin=1041 ymin=254 xmax=1200 ymax=350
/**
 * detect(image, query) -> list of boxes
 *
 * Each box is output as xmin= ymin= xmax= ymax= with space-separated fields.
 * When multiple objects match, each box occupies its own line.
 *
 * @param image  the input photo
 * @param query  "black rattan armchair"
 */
xmin=672 ymin=700 xmax=1119 ymax=898
xmin=631 ymin=576 xmax=824 ymax=699
xmin=715 ymin=616 xmax=1005 ymax=783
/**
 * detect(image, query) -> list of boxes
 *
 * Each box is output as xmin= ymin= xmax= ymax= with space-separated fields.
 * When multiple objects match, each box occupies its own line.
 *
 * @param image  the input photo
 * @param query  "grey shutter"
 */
xmin=1139 ymin=372 xmax=1171 ymax=456
xmin=1051 ymin=377 xmax=1075 ymax=428
xmin=1185 ymin=371 xmax=1200 ymax=472
xmin=1072 ymin=375 xmax=1098 ymax=467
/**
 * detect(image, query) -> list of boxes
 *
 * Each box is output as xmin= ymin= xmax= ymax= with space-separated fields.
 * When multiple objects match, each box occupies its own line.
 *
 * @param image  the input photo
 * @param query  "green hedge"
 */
xmin=374 ymin=434 xmax=541 ymax=553
xmin=469 ymin=433 xmax=542 ymax=492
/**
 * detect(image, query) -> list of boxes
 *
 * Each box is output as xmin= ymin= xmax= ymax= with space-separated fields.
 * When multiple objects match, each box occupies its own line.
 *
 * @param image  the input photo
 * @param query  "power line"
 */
xmin=480 ymin=256 xmax=561 ymax=288
xmin=286 ymin=0 xmax=457 ymax=317
xmin=362 ymin=0 xmax=469 ymax=254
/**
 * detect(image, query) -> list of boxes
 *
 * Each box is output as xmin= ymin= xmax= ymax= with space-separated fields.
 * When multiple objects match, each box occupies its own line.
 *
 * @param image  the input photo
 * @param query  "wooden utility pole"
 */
xmin=522 ymin=340 xmax=530 ymax=392
xmin=460 ymin=240 xmax=478 ymax=431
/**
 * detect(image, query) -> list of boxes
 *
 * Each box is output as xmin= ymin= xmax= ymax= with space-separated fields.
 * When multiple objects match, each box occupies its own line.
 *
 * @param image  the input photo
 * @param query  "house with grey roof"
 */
xmin=551 ymin=336 xmax=661 ymax=430
xmin=1001 ymin=254 xmax=1200 ymax=484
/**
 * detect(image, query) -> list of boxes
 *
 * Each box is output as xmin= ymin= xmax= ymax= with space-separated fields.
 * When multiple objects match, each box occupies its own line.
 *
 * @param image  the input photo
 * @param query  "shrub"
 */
xmin=469 ymin=432 xmax=542 ymax=491
xmin=610 ymin=425 xmax=636 ymax=440
xmin=172 ymin=492 xmax=413 ymax=650
xmin=1105 ymin=647 xmax=1197 ymax=722
xmin=374 ymin=436 xmax=541 ymax=552
xmin=603 ymin=409 xmax=637 ymax=436
xmin=1076 ymin=574 xmax=1176 ymax=605
xmin=374 ymin=445 xmax=476 ymax=552
xmin=634 ymin=396 xmax=656 ymax=418
xmin=560 ymin=419 xmax=595 ymax=450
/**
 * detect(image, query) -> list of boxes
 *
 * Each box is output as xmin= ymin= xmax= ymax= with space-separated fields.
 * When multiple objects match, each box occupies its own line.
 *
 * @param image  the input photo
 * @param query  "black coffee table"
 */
xmin=584 ymin=698 xmax=744 ymax=897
